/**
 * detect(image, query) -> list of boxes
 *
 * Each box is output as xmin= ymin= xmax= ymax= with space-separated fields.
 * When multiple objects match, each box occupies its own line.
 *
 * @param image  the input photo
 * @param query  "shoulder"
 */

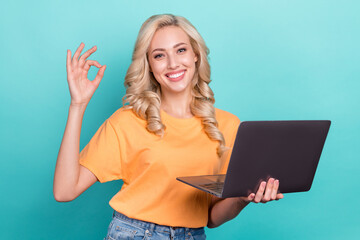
xmin=215 ymin=108 xmax=241 ymax=128
xmin=215 ymin=108 xmax=241 ymax=145
xmin=107 ymin=106 xmax=146 ymax=129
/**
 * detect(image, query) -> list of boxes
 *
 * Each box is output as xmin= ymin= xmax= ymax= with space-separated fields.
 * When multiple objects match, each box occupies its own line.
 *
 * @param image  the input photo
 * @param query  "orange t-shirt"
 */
xmin=79 ymin=107 xmax=240 ymax=227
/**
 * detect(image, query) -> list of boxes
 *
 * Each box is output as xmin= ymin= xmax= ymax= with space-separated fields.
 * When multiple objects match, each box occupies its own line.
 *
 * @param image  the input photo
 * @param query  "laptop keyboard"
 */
xmin=199 ymin=182 xmax=224 ymax=193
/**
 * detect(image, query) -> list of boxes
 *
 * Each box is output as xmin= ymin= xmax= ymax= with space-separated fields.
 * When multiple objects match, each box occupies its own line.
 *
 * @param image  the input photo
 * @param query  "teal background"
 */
xmin=1 ymin=0 xmax=359 ymax=239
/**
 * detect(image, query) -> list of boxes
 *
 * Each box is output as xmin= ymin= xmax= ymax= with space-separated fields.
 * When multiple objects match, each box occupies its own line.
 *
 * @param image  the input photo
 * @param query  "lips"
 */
xmin=165 ymin=70 xmax=186 ymax=82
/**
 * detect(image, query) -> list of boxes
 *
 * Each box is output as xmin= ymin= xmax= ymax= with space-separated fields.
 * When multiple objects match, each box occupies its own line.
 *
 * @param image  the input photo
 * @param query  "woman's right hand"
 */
xmin=66 ymin=42 xmax=107 ymax=107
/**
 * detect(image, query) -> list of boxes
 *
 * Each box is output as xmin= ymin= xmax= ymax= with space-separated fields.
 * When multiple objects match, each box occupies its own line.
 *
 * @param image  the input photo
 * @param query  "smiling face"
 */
xmin=148 ymin=26 xmax=198 ymax=97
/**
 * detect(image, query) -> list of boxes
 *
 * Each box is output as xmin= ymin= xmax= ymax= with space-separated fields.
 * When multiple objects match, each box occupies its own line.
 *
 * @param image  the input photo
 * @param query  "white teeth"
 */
xmin=167 ymin=71 xmax=185 ymax=79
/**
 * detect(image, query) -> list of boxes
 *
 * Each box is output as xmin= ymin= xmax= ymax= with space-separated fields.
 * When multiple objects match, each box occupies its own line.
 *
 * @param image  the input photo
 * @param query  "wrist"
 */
xmin=235 ymin=197 xmax=251 ymax=207
xmin=69 ymin=103 xmax=87 ymax=116
xmin=70 ymin=102 xmax=87 ymax=110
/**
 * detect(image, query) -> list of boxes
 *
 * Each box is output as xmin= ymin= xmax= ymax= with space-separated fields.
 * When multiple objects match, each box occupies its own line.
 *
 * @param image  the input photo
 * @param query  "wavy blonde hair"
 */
xmin=123 ymin=14 xmax=227 ymax=157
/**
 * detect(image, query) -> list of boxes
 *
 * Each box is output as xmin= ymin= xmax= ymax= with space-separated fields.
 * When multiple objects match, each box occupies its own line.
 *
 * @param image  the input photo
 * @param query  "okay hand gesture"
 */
xmin=66 ymin=42 xmax=106 ymax=107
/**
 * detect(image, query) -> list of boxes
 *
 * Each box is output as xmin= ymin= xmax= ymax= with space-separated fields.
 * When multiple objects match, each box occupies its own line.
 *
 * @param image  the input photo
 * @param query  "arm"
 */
xmin=207 ymin=196 xmax=249 ymax=228
xmin=53 ymin=42 xmax=106 ymax=202
xmin=53 ymin=104 xmax=97 ymax=202
xmin=207 ymin=178 xmax=284 ymax=228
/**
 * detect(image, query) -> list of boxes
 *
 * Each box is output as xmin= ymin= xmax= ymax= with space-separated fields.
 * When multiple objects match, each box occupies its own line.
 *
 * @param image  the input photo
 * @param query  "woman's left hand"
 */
xmin=207 ymin=178 xmax=284 ymax=228
xmin=239 ymin=178 xmax=284 ymax=203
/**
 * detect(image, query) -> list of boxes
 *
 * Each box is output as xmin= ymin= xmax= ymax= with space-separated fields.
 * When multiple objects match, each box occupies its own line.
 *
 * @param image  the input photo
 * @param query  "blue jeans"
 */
xmin=104 ymin=210 xmax=206 ymax=240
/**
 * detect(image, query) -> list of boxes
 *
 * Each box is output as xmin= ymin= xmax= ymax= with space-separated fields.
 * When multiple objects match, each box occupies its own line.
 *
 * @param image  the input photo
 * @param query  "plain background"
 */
xmin=1 ymin=0 xmax=359 ymax=239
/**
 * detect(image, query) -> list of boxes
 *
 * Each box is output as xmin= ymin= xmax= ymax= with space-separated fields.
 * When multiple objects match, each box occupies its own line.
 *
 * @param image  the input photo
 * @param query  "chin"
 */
xmin=167 ymin=86 xmax=190 ymax=94
xmin=165 ymin=80 xmax=192 ymax=93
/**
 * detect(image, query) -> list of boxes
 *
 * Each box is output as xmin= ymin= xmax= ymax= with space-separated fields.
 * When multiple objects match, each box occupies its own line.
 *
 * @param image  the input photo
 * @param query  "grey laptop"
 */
xmin=176 ymin=120 xmax=331 ymax=198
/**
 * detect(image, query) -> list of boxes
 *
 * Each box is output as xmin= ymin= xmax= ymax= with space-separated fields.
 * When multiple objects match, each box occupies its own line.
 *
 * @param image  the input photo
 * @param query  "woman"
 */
xmin=54 ymin=14 xmax=284 ymax=240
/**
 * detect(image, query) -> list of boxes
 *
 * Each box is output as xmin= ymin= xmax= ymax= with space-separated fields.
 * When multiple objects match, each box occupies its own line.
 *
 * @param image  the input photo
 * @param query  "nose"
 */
xmin=167 ymin=53 xmax=179 ymax=69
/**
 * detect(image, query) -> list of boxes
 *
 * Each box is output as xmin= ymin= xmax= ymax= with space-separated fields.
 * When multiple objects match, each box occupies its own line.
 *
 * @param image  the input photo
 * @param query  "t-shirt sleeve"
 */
xmin=79 ymin=119 xmax=123 ymax=183
xmin=219 ymin=117 xmax=241 ymax=174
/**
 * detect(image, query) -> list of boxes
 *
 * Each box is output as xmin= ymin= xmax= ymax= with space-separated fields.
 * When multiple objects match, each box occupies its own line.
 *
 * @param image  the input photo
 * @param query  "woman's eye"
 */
xmin=154 ymin=54 xmax=164 ymax=59
xmin=178 ymin=48 xmax=186 ymax=53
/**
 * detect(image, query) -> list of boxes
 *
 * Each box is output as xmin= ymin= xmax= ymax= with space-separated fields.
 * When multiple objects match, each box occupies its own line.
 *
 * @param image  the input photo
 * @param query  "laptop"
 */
xmin=176 ymin=120 xmax=331 ymax=198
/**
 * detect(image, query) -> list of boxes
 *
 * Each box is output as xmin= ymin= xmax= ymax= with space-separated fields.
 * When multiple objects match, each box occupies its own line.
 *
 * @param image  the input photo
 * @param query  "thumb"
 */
xmin=93 ymin=65 xmax=106 ymax=88
xmin=247 ymin=193 xmax=255 ymax=202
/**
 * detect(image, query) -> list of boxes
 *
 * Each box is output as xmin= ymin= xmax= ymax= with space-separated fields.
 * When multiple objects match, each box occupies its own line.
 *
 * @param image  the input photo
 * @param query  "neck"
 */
xmin=160 ymin=89 xmax=193 ymax=118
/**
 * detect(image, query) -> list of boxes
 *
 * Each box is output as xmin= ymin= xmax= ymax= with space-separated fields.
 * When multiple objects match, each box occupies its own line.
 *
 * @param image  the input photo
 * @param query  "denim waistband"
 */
xmin=112 ymin=210 xmax=203 ymax=233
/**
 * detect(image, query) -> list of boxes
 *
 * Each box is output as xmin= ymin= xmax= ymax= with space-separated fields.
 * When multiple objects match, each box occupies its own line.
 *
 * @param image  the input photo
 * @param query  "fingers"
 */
xmin=271 ymin=179 xmax=279 ymax=200
xmin=253 ymin=181 xmax=266 ymax=203
xmin=69 ymin=43 xmax=101 ymax=72
xmin=276 ymin=193 xmax=284 ymax=200
xmin=263 ymin=178 xmax=275 ymax=202
xmin=72 ymin=42 xmax=85 ymax=64
xmin=79 ymin=46 xmax=97 ymax=67
xmin=243 ymin=193 xmax=256 ymax=203
xmin=251 ymin=178 xmax=283 ymax=204
xmin=66 ymin=49 xmax=72 ymax=72
xmin=81 ymin=60 xmax=104 ymax=82
xmin=93 ymin=65 xmax=107 ymax=87
xmin=83 ymin=60 xmax=102 ymax=71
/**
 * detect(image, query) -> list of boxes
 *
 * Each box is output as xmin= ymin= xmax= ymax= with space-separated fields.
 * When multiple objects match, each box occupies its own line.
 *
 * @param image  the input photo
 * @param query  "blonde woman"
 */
xmin=54 ymin=14 xmax=284 ymax=240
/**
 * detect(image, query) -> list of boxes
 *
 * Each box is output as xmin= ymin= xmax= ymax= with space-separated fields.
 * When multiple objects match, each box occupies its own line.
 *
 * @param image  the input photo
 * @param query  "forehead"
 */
xmin=149 ymin=26 xmax=191 ymax=50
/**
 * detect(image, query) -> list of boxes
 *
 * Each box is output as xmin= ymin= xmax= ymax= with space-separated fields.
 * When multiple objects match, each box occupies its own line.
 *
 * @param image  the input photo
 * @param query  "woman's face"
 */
xmin=148 ymin=26 xmax=198 ymax=96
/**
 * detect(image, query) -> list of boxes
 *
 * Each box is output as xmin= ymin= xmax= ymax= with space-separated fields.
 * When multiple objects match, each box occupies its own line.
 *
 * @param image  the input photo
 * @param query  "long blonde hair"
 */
xmin=123 ymin=14 xmax=227 ymax=157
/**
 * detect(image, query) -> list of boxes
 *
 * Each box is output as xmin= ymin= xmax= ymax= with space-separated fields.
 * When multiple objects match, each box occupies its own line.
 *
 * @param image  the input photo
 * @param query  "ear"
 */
xmin=194 ymin=54 xmax=198 ymax=63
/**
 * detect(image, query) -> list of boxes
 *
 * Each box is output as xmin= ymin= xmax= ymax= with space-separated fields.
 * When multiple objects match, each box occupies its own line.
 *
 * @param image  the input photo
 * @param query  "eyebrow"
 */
xmin=151 ymin=42 xmax=187 ymax=54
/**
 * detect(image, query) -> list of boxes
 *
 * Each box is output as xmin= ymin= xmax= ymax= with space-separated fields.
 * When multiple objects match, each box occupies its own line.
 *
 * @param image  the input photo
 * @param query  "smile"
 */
xmin=165 ymin=70 xmax=186 ymax=82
